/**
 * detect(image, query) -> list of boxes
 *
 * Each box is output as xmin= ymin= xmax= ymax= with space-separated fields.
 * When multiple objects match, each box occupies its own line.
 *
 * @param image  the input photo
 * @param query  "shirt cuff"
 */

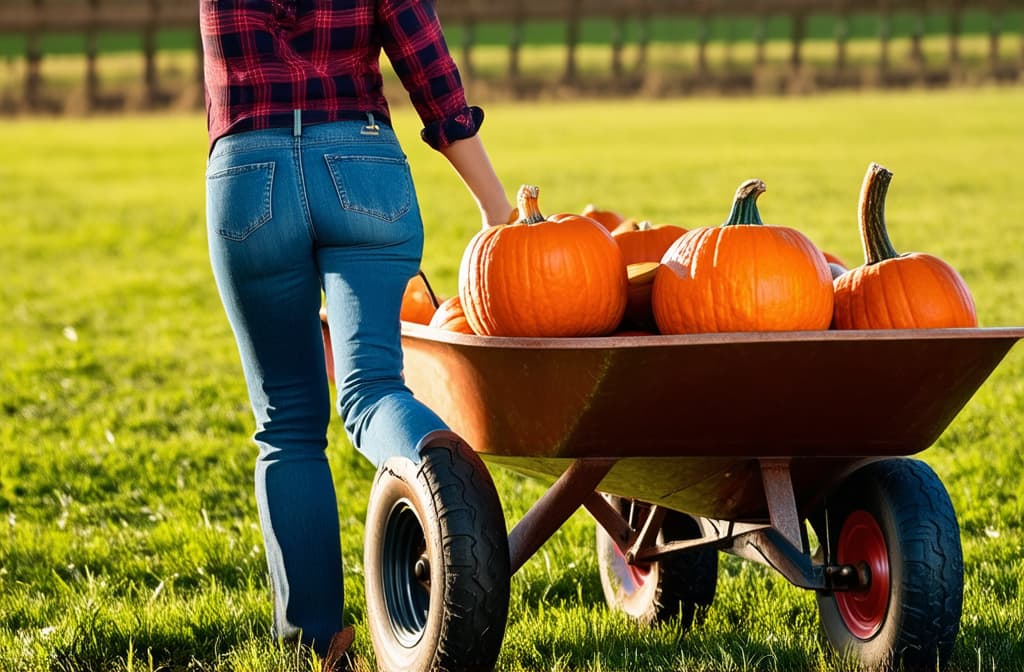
xmin=420 ymin=106 xmax=484 ymax=150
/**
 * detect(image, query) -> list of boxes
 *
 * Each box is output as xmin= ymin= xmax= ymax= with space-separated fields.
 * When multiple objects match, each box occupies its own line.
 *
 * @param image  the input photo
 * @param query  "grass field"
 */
xmin=1 ymin=87 xmax=1023 ymax=671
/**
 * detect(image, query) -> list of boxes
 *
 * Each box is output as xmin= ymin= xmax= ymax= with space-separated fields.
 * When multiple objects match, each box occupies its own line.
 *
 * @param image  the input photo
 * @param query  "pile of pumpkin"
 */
xmin=405 ymin=163 xmax=978 ymax=337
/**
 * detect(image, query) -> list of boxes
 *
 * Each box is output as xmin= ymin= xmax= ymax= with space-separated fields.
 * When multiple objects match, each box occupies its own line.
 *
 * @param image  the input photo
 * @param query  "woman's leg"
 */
xmin=306 ymin=122 xmax=451 ymax=467
xmin=206 ymin=130 xmax=343 ymax=654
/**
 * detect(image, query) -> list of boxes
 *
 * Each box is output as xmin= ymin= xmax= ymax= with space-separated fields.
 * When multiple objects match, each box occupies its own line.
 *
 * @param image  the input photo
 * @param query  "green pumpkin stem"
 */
xmin=516 ymin=185 xmax=546 ymax=225
xmin=723 ymin=179 xmax=766 ymax=226
xmin=858 ymin=163 xmax=900 ymax=264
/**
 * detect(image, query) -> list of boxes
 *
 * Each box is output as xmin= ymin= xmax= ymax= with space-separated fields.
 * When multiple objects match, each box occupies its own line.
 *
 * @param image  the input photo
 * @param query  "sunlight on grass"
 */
xmin=2 ymin=88 xmax=1023 ymax=671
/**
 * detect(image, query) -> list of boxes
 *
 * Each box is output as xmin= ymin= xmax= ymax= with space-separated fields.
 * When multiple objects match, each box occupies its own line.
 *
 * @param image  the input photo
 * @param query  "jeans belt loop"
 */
xmin=361 ymin=112 xmax=380 ymax=136
xmin=293 ymin=109 xmax=302 ymax=137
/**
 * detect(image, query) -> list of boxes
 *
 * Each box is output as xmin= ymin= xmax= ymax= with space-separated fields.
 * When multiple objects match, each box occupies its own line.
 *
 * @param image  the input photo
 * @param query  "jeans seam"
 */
xmin=293 ymin=136 xmax=317 ymax=242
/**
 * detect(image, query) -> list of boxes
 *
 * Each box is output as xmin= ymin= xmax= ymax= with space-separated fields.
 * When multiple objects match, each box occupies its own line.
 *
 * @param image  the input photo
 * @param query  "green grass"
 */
xmin=2 ymin=87 xmax=1024 ymax=671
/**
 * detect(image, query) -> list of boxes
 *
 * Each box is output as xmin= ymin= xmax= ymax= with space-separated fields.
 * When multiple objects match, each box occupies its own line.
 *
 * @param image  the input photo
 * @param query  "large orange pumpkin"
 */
xmin=612 ymin=220 xmax=688 ymax=265
xmin=400 ymin=271 xmax=440 ymax=324
xmin=429 ymin=295 xmax=475 ymax=334
xmin=653 ymin=179 xmax=834 ymax=334
xmin=832 ymin=163 xmax=977 ymax=329
xmin=459 ymin=185 xmax=627 ymax=337
xmin=581 ymin=204 xmax=626 ymax=233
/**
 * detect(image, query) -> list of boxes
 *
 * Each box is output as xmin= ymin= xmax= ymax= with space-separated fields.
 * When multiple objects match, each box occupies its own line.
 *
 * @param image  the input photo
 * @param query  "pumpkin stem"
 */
xmin=723 ymin=179 xmax=766 ymax=226
xmin=637 ymin=220 xmax=653 ymax=230
xmin=859 ymin=163 xmax=900 ymax=264
xmin=516 ymin=185 xmax=546 ymax=225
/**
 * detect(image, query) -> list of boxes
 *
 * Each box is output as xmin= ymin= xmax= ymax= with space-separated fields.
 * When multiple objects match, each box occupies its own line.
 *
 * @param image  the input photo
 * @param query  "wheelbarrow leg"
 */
xmin=508 ymin=458 xmax=616 ymax=574
xmin=759 ymin=458 xmax=803 ymax=549
xmin=726 ymin=458 xmax=827 ymax=590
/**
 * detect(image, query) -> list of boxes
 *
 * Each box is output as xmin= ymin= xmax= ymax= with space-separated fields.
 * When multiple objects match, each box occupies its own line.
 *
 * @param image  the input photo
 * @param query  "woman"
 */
xmin=199 ymin=0 xmax=512 ymax=666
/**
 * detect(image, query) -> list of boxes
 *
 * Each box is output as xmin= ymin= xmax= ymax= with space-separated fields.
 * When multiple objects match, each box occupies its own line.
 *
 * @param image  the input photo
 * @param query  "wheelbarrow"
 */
xmin=341 ymin=322 xmax=1024 ymax=671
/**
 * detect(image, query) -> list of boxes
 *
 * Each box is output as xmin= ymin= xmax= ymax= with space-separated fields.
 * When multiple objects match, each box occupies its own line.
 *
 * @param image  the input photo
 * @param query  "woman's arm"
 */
xmin=438 ymin=135 xmax=513 ymax=228
xmin=376 ymin=1 xmax=511 ymax=226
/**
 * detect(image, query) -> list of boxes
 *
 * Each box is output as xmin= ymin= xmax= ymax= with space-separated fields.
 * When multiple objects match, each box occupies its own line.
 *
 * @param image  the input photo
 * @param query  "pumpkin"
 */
xmin=832 ymin=163 xmax=977 ymax=329
xmin=823 ymin=251 xmax=847 ymax=267
xmin=612 ymin=220 xmax=688 ymax=265
xmin=819 ymin=251 xmax=849 ymax=280
xmin=459 ymin=185 xmax=627 ymax=337
xmin=621 ymin=261 xmax=660 ymax=332
xmin=429 ymin=295 xmax=475 ymax=334
xmin=653 ymin=179 xmax=834 ymax=334
xmin=400 ymin=271 xmax=441 ymax=324
xmin=581 ymin=203 xmax=626 ymax=232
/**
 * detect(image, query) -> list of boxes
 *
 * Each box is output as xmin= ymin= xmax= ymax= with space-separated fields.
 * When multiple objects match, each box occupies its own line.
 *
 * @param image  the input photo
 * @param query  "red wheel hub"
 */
xmin=835 ymin=509 xmax=890 ymax=639
xmin=613 ymin=542 xmax=652 ymax=591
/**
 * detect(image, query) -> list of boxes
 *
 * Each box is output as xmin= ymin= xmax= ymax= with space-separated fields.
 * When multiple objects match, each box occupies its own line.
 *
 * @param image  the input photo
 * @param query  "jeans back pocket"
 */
xmin=206 ymin=162 xmax=275 ymax=241
xmin=325 ymin=155 xmax=412 ymax=223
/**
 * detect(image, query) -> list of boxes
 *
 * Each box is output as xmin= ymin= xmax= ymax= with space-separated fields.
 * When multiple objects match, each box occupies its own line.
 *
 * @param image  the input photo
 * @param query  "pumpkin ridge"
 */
xmin=481 ymin=228 xmax=504 ymax=334
xmin=926 ymin=258 xmax=958 ymax=327
xmin=887 ymin=261 xmax=915 ymax=328
xmin=921 ymin=253 xmax=976 ymax=327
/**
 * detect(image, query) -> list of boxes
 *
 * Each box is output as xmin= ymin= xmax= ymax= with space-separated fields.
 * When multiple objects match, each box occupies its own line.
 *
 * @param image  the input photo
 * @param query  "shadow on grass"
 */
xmin=501 ymin=617 xmax=837 ymax=672
xmin=45 ymin=619 xmax=253 ymax=672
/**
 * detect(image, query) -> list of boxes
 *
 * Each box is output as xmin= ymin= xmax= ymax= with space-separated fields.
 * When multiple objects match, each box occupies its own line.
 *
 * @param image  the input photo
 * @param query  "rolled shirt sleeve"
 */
xmin=377 ymin=0 xmax=483 ymax=149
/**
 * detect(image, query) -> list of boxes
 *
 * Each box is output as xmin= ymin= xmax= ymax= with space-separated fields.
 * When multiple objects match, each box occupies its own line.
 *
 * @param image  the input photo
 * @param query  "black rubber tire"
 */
xmin=812 ymin=458 xmax=963 ymax=672
xmin=364 ymin=443 xmax=510 ymax=672
xmin=596 ymin=496 xmax=718 ymax=627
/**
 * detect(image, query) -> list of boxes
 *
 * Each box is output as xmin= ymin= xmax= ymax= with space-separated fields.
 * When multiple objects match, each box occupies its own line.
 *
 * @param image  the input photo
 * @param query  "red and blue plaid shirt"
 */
xmin=200 ymin=0 xmax=482 ymax=150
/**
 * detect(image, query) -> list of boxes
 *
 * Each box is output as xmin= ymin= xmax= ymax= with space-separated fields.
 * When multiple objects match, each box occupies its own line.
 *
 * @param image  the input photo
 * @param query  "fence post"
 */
xmin=611 ymin=13 xmax=625 ymax=78
xmin=988 ymin=0 xmax=1003 ymax=72
xmin=790 ymin=12 xmax=805 ymax=71
xmin=835 ymin=8 xmax=849 ymax=70
xmin=25 ymin=0 xmax=44 ymax=110
xmin=696 ymin=12 xmax=710 ymax=76
xmin=143 ymin=0 xmax=160 ymax=107
xmin=879 ymin=0 xmax=891 ymax=74
xmin=949 ymin=0 xmax=961 ymax=67
xmin=195 ymin=17 xmax=205 ymax=108
xmin=754 ymin=14 xmax=767 ymax=67
xmin=723 ymin=14 xmax=734 ymax=69
xmin=461 ymin=15 xmax=475 ymax=80
xmin=509 ymin=1 xmax=523 ymax=81
xmin=85 ymin=0 xmax=100 ymax=111
xmin=910 ymin=10 xmax=925 ymax=72
xmin=635 ymin=3 xmax=649 ymax=74
xmin=564 ymin=0 xmax=580 ymax=84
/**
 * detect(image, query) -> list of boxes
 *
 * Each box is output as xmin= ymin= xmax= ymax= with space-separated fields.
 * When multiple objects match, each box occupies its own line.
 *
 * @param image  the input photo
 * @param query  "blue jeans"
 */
xmin=205 ymin=115 xmax=449 ymax=652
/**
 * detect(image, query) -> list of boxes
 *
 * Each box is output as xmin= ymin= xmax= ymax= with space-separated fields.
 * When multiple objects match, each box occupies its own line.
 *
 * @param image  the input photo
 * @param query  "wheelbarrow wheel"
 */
xmin=812 ymin=458 xmax=963 ymax=672
xmin=596 ymin=496 xmax=718 ymax=627
xmin=364 ymin=442 xmax=510 ymax=672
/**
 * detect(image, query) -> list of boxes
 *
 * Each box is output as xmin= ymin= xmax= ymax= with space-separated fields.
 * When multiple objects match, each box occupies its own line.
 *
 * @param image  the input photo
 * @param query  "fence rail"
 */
xmin=1 ymin=0 xmax=1021 ymax=114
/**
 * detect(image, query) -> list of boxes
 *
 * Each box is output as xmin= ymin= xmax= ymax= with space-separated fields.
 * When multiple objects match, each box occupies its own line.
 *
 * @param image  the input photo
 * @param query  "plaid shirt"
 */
xmin=200 ymin=0 xmax=481 ymax=150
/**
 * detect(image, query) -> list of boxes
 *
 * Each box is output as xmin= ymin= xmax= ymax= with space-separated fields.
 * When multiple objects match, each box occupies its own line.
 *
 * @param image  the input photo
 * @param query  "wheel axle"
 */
xmin=825 ymin=562 xmax=871 ymax=591
xmin=414 ymin=555 xmax=430 ymax=581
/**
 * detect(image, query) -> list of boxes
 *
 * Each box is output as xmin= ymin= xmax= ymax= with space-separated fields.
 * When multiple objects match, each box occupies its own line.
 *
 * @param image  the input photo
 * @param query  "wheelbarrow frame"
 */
xmin=395 ymin=325 xmax=1023 ymax=585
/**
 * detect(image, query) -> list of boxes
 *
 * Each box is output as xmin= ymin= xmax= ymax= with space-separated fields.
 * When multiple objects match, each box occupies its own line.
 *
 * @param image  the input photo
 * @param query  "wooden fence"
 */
xmin=0 ymin=0 xmax=1021 ymax=114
